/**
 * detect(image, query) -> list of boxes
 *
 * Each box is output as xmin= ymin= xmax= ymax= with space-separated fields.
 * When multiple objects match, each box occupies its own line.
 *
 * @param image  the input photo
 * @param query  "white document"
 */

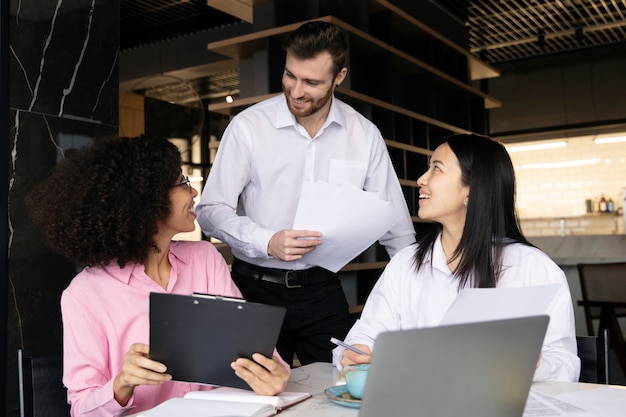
xmin=292 ymin=181 xmax=401 ymax=273
xmin=524 ymin=390 xmax=590 ymax=417
xmin=553 ymin=386 xmax=626 ymax=417
xmin=523 ymin=386 xmax=626 ymax=417
xmin=440 ymin=284 xmax=561 ymax=325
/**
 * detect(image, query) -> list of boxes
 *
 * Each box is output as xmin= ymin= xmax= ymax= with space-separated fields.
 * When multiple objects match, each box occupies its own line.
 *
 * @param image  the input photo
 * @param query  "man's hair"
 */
xmin=283 ymin=21 xmax=348 ymax=77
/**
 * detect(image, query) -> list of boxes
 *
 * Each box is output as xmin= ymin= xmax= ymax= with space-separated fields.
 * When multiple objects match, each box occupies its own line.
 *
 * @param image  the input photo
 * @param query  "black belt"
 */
xmin=232 ymin=258 xmax=337 ymax=288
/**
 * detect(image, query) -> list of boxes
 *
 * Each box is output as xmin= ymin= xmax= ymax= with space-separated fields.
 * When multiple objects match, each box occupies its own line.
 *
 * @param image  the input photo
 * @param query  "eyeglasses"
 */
xmin=172 ymin=175 xmax=192 ymax=193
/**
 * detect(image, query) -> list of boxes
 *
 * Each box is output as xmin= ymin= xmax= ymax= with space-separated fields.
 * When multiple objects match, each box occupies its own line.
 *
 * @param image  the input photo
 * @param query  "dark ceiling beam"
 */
xmin=471 ymin=20 xmax=626 ymax=53
xmin=119 ymin=22 xmax=249 ymax=92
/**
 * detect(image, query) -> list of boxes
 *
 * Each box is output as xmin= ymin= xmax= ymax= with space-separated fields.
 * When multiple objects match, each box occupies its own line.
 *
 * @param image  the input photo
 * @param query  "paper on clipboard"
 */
xmin=440 ymin=284 xmax=561 ymax=326
xmin=292 ymin=181 xmax=401 ymax=273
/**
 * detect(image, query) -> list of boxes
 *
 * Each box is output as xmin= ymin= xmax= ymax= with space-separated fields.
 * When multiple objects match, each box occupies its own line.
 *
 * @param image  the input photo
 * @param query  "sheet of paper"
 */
xmin=523 ymin=386 xmax=626 ymax=417
xmin=440 ymin=284 xmax=561 ymax=325
xmin=553 ymin=386 xmax=626 ymax=417
xmin=524 ymin=390 xmax=592 ymax=417
xmin=292 ymin=182 xmax=401 ymax=272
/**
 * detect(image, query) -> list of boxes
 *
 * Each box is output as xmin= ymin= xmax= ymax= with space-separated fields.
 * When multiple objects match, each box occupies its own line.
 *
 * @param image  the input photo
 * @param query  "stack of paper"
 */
xmin=292 ymin=181 xmax=401 ymax=272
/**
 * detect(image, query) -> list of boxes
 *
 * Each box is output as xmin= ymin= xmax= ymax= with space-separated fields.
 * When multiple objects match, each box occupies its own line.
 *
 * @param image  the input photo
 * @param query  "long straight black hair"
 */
xmin=414 ymin=134 xmax=533 ymax=288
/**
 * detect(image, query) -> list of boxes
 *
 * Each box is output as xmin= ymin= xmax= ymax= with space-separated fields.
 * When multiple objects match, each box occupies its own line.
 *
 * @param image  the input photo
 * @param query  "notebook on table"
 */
xmin=137 ymin=387 xmax=311 ymax=417
xmin=149 ymin=292 xmax=286 ymax=390
xmin=359 ymin=315 xmax=550 ymax=417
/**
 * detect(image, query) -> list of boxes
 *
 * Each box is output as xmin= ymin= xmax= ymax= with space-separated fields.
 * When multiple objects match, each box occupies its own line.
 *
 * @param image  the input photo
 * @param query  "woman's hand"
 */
xmin=339 ymin=344 xmax=372 ymax=368
xmin=113 ymin=343 xmax=172 ymax=406
xmin=231 ymin=353 xmax=289 ymax=395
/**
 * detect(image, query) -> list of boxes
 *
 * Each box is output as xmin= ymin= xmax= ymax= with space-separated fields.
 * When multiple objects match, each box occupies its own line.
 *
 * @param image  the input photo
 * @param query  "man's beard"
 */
xmin=282 ymin=83 xmax=333 ymax=118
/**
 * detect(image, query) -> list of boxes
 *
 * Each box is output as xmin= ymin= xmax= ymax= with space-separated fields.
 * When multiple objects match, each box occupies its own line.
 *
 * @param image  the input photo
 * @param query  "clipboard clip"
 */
xmin=192 ymin=293 xmax=247 ymax=303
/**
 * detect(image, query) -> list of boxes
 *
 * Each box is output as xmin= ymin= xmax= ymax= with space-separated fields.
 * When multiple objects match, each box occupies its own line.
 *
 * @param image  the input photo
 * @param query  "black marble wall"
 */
xmin=4 ymin=1 xmax=119 ymax=415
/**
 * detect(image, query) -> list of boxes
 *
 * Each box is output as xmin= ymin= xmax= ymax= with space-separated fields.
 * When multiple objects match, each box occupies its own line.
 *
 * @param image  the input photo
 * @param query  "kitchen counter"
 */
xmin=521 ymin=213 xmax=624 ymax=236
xmin=530 ymin=235 xmax=626 ymax=265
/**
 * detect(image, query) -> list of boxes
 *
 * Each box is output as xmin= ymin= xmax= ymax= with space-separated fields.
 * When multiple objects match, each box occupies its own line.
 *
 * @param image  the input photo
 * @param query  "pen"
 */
xmin=330 ymin=337 xmax=368 ymax=355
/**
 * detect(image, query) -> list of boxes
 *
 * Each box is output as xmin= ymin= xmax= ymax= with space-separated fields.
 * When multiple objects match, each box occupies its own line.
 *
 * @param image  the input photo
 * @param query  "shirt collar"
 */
xmin=103 ymin=242 xmax=190 ymax=285
xmin=98 ymin=261 xmax=136 ymax=285
xmin=431 ymin=234 xmax=452 ymax=273
xmin=275 ymin=94 xmax=346 ymax=131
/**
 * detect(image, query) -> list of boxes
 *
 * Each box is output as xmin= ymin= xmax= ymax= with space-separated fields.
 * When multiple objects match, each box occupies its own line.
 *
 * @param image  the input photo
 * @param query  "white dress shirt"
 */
xmin=196 ymin=93 xmax=416 ymax=270
xmin=333 ymin=238 xmax=581 ymax=382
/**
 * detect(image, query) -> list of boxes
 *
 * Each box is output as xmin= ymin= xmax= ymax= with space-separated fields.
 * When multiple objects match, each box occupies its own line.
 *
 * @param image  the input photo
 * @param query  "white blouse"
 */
xmin=333 ymin=237 xmax=580 ymax=382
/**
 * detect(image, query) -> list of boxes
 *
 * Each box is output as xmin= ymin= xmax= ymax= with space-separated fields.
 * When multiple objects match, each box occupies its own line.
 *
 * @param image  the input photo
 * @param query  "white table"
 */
xmin=280 ymin=362 xmax=355 ymax=417
xmin=281 ymin=363 xmax=626 ymax=417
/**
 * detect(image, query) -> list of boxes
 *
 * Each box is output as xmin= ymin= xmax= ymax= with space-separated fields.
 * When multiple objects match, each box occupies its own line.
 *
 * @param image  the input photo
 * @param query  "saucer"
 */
xmin=324 ymin=385 xmax=361 ymax=408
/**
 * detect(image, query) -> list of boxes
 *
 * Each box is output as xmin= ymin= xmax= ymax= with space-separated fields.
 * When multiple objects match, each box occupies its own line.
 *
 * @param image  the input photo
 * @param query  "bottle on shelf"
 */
xmin=607 ymin=198 xmax=614 ymax=213
xmin=599 ymin=195 xmax=608 ymax=213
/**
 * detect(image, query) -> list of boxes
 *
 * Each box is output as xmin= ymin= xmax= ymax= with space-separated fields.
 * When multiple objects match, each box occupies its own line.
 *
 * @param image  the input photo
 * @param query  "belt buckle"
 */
xmin=284 ymin=271 xmax=303 ymax=288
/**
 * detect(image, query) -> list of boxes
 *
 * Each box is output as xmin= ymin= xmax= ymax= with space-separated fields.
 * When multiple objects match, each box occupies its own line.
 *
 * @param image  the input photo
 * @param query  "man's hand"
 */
xmin=268 ymin=230 xmax=322 ymax=261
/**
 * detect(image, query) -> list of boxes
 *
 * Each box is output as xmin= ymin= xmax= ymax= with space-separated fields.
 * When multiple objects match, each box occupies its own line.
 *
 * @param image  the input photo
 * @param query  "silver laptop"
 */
xmin=359 ymin=315 xmax=549 ymax=417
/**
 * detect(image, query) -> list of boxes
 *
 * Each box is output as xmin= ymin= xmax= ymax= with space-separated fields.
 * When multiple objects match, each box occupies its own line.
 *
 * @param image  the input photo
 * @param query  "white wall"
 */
xmin=487 ymin=45 xmax=626 ymax=233
xmin=509 ymin=136 xmax=625 ymax=220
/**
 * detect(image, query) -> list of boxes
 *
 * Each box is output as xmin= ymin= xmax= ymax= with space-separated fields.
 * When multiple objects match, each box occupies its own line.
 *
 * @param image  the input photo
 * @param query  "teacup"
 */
xmin=340 ymin=363 xmax=370 ymax=399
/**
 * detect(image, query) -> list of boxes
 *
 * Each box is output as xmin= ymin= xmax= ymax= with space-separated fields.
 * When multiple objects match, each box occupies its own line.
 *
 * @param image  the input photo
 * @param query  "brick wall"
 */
xmin=509 ymin=136 xmax=625 ymax=236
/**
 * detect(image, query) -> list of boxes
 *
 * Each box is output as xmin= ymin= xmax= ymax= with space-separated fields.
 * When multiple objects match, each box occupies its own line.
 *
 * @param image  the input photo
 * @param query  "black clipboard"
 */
xmin=149 ymin=292 xmax=286 ymax=390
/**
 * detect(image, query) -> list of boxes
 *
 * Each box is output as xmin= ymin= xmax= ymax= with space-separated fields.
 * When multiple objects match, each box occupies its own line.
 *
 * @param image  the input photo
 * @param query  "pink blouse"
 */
xmin=61 ymin=240 xmax=287 ymax=417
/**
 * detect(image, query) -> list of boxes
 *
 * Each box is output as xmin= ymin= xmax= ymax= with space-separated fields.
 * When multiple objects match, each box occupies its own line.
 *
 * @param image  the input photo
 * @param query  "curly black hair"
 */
xmin=27 ymin=135 xmax=183 ymax=268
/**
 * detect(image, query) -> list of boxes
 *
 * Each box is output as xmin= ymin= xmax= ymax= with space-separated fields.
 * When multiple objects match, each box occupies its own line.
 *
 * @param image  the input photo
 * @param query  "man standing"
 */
xmin=196 ymin=21 xmax=415 ymax=366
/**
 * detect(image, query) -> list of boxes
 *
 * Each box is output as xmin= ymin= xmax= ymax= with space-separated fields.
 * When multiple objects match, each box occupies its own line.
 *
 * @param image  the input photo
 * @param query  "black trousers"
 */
xmin=231 ymin=259 xmax=354 ymax=367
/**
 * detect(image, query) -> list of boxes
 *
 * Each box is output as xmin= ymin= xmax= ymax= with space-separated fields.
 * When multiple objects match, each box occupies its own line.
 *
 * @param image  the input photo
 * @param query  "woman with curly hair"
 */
xmin=27 ymin=135 xmax=289 ymax=417
xmin=332 ymin=134 xmax=580 ymax=382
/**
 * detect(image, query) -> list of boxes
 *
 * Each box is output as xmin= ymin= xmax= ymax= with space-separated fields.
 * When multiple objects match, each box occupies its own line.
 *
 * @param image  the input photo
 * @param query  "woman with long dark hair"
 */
xmin=333 ymin=134 xmax=579 ymax=382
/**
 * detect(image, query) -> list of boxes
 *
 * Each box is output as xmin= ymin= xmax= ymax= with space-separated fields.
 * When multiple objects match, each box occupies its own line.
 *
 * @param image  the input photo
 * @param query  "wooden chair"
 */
xmin=577 ymin=262 xmax=626 ymax=377
xmin=576 ymin=329 xmax=610 ymax=384
xmin=18 ymin=349 xmax=70 ymax=417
